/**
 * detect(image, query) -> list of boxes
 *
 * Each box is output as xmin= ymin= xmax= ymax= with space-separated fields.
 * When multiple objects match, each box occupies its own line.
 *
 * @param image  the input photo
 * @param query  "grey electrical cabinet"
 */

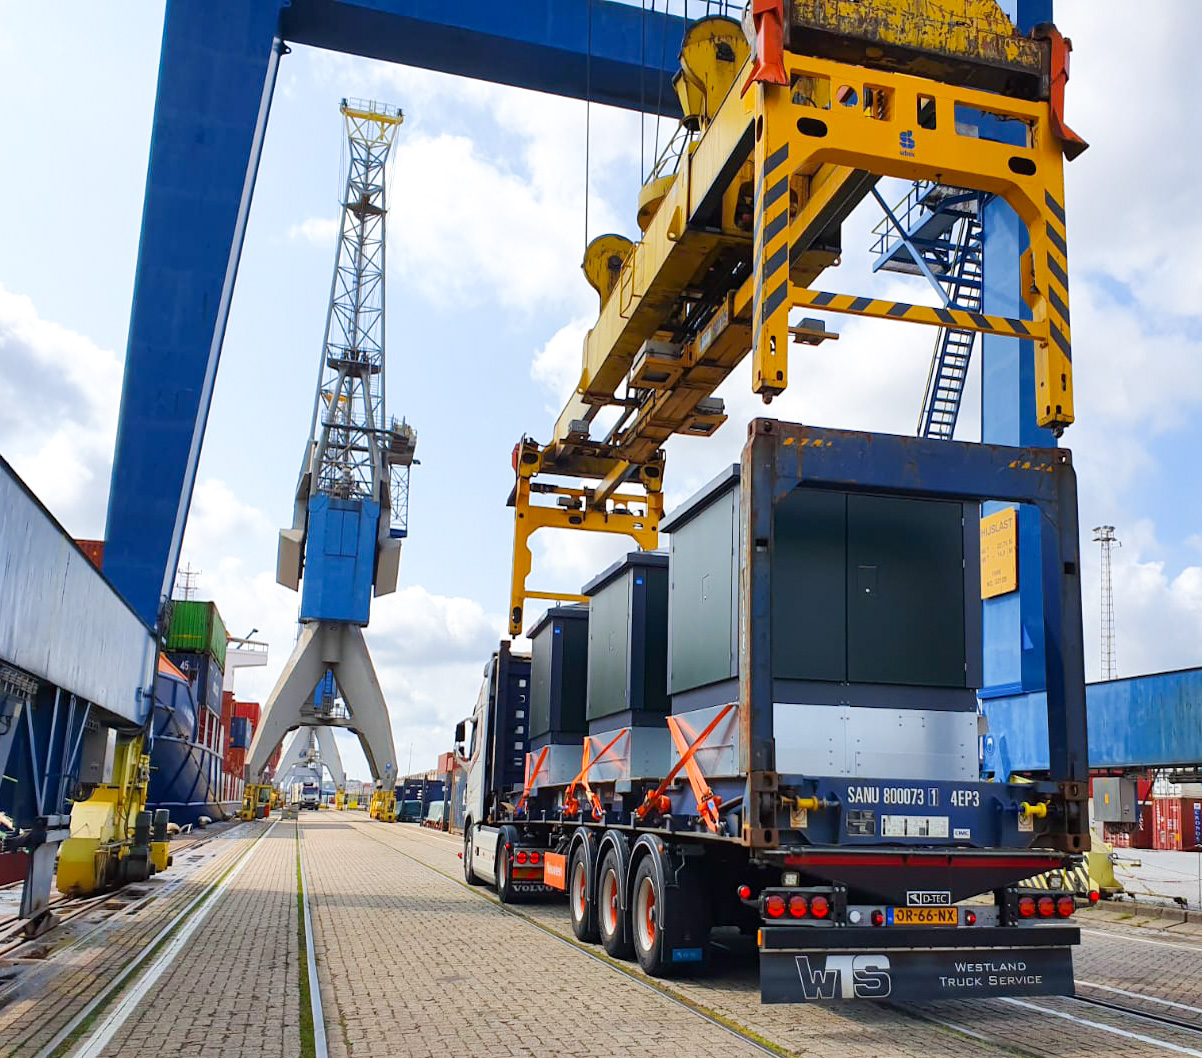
xmin=583 ymin=552 xmax=669 ymax=730
xmin=527 ymin=605 xmax=589 ymax=748
xmin=663 ymin=466 xmax=981 ymax=709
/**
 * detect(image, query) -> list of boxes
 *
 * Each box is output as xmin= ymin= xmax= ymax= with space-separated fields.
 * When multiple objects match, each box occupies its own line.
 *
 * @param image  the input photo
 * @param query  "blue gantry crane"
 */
xmin=245 ymin=100 xmax=415 ymax=823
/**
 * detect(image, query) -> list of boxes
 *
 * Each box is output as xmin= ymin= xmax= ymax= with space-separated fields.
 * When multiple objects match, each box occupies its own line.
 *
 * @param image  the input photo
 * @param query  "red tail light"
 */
xmin=870 ymin=909 xmax=884 ymax=926
xmin=1037 ymin=895 xmax=1055 ymax=918
xmin=1088 ymin=889 xmax=1100 ymax=904
xmin=764 ymin=894 xmax=786 ymax=918
xmin=810 ymin=895 xmax=830 ymax=919
xmin=788 ymin=895 xmax=808 ymax=918
xmin=515 ymin=851 xmax=527 ymax=865
xmin=965 ymin=911 xmax=977 ymax=926
xmin=529 ymin=851 xmax=540 ymax=865
xmin=1018 ymin=896 xmax=1036 ymax=918
xmin=737 ymin=884 xmax=752 ymax=900
xmin=1056 ymin=896 xmax=1074 ymax=917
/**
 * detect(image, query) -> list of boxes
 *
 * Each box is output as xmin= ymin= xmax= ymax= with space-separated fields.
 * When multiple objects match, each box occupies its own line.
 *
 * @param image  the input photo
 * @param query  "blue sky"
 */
xmin=3 ymin=3 xmax=1202 ymax=780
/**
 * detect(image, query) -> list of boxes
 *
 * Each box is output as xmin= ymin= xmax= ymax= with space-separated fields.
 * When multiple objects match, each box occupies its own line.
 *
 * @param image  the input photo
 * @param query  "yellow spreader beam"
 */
xmin=507 ymin=3 xmax=1085 ymax=635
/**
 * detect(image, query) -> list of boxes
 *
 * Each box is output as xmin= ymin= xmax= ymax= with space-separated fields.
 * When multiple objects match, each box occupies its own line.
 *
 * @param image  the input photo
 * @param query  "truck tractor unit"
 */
xmin=458 ymin=421 xmax=1091 ymax=1003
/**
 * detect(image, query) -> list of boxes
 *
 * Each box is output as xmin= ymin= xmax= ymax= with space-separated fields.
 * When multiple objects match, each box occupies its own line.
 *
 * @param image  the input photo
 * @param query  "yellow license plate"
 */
xmin=889 ymin=907 xmax=958 ymax=926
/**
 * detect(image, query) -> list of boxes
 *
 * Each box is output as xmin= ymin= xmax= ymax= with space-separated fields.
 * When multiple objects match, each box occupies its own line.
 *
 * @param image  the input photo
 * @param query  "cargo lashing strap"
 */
xmin=562 ymin=731 xmax=626 ymax=820
xmin=636 ymin=704 xmax=737 ymax=834
xmin=515 ymin=746 xmax=549 ymax=814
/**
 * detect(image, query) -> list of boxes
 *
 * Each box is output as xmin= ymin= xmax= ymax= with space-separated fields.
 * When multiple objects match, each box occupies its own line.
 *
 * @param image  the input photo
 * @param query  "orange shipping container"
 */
xmin=74 ymin=538 xmax=104 ymax=569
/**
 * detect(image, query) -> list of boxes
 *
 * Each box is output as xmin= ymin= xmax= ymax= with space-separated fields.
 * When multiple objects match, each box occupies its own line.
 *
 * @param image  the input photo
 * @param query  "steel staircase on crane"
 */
xmin=871 ymin=182 xmax=985 ymax=440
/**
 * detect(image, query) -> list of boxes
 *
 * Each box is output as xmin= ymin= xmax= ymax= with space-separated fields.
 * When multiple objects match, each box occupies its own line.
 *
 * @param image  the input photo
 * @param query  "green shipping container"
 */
xmin=165 ymin=600 xmax=228 ymax=669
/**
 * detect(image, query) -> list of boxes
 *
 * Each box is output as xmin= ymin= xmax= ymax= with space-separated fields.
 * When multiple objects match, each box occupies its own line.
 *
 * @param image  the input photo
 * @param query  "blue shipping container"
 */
xmin=229 ymin=716 xmax=251 ymax=750
xmin=167 ymin=651 xmax=224 ymax=712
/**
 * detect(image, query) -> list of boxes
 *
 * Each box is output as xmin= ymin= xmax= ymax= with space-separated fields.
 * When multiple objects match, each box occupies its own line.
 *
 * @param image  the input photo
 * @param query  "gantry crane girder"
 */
xmin=508 ymin=1 xmax=1085 ymax=635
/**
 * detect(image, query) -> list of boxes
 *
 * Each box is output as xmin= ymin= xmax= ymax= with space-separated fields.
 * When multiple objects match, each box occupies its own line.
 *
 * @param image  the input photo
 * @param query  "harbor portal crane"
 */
xmin=246 ymin=99 xmax=416 ymax=823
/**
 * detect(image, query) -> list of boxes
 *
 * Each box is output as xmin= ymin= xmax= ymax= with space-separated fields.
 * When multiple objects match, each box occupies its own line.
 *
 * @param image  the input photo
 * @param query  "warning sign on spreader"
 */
xmin=760 ymin=946 xmax=1074 ymax=1003
xmin=980 ymin=507 xmax=1018 ymax=599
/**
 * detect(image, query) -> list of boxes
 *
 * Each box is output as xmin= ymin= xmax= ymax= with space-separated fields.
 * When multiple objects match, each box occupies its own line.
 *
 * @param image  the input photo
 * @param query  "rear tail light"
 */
xmin=1056 ymin=896 xmax=1075 ymax=917
xmin=870 ymin=909 xmax=884 ymax=926
xmin=1018 ymin=896 xmax=1036 ymax=918
xmin=737 ymin=884 xmax=752 ymax=900
xmin=965 ymin=910 xmax=977 ymax=926
xmin=788 ymin=895 xmax=808 ymax=918
xmin=1037 ymin=895 xmax=1055 ymax=918
xmin=1088 ymin=889 xmax=1100 ymax=904
xmin=764 ymin=894 xmax=786 ymax=918
xmin=810 ymin=895 xmax=830 ymax=919
xmin=515 ymin=851 xmax=527 ymax=865
xmin=529 ymin=851 xmax=540 ymax=865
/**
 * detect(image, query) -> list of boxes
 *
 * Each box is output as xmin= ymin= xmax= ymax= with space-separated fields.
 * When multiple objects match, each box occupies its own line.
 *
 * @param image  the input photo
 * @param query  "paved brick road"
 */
xmin=0 ymin=821 xmax=269 ymax=1058
xmin=333 ymin=820 xmax=1013 ymax=1058
xmin=95 ymin=820 xmax=301 ymax=1058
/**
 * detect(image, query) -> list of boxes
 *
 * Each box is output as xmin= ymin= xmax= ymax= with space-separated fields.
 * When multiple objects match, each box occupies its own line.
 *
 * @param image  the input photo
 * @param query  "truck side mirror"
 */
xmin=454 ymin=720 xmax=466 ymax=750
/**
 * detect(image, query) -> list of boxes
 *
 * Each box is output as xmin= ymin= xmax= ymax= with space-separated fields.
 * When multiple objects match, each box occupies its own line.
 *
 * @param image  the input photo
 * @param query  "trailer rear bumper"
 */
xmin=759 ymin=924 xmax=1078 ymax=1002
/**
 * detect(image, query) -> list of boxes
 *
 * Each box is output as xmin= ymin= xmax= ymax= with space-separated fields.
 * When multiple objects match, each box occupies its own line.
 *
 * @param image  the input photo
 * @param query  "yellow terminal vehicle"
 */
xmin=369 ymin=785 xmax=397 ymax=822
xmin=56 ymin=734 xmax=171 ymax=896
xmin=239 ymin=782 xmax=274 ymax=820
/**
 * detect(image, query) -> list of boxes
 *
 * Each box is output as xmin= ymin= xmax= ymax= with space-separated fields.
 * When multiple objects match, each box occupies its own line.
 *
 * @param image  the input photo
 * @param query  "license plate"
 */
xmin=888 ymin=907 xmax=958 ymax=926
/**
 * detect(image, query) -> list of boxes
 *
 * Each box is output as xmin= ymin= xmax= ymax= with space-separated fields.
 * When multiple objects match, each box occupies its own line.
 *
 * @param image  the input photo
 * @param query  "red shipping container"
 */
xmin=438 ymin=752 xmax=455 ymax=776
xmin=74 ymin=538 xmax=104 ymax=569
xmin=226 ymin=746 xmax=247 ymax=778
xmin=233 ymin=700 xmax=261 ymax=728
xmin=1152 ymin=797 xmax=1202 ymax=852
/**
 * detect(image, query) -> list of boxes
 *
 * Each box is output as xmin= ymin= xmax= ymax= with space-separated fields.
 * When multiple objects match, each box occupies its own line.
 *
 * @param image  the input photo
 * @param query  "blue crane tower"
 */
xmin=245 ymin=100 xmax=415 ymax=820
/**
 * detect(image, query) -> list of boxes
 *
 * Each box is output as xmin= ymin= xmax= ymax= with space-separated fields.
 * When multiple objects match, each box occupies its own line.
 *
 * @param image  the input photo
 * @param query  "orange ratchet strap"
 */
xmin=636 ymin=703 xmax=736 ymax=833
xmin=562 ymin=730 xmax=625 ymax=820
xmin=515 ymin=745 xmax=549 ymax=813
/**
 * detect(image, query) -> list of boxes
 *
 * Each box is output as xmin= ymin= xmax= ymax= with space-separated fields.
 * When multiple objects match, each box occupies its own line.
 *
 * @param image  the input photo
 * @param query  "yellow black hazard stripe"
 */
xmin=752 ymin=140 xmax=790 ymax=356
xmin=1043 ymin=188 xmax=1071 ymax=361
xmin=792 ymin=288 xmax=1034 ymax=338
xmin=1023 ymin=861 xmax=1092 ymax=893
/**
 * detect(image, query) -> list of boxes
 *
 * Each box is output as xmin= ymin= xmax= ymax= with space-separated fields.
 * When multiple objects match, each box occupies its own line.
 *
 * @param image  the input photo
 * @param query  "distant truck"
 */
xmin=458 ymin=422 xmax=1094 ymax=1003
xmin=290 ymin=780 xmax=320 ymax=811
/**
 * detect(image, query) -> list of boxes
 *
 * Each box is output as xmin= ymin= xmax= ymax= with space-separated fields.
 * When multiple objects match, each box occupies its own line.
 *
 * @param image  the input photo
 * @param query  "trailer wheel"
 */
xmin=631 ymin=856 xmax=710 ymax=976
xmin=597 ymin=849 xmax=631 ymax=958
xmin=495 ymin=844 xmax=521 ymax=904
xmin=568 ymin=845 xmax=599 ymax=942
xmin=463 ymin=827 xmax=483 ymax=885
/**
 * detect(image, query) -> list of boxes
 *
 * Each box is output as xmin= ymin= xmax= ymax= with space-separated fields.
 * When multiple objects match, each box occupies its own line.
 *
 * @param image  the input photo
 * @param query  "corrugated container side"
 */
xmin=233 ymin=699 xmax=261 ymax=727
xmin=74 ymin=538 xmax=105 ymax=569
xmin=229 ymin=716 xmax=251 ymax=750
xmin=165 ymin=600 xmax=228 ymax=668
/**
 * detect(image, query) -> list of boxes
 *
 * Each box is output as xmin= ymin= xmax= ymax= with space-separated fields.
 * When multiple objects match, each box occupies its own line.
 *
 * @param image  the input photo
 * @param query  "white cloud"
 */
xmin=531 ymin=316 xmax=591 ymax=409
xmin=0 ymin=283 xmax=121 ymax=536
xmin=287 ymin=216 xmax=339 ymax=244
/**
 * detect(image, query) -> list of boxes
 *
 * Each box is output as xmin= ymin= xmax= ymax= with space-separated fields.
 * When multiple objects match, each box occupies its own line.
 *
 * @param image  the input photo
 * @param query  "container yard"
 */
xmin=5 ymin=2 xmax=1202 ymax=1057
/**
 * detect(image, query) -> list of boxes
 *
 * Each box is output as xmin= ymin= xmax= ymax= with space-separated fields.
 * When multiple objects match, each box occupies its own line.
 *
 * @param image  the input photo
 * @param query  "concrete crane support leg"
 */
xmin=246 ymin=623 xmax=397 ymax=786
xmin=314 ymin=726 xmax=347 ymax=790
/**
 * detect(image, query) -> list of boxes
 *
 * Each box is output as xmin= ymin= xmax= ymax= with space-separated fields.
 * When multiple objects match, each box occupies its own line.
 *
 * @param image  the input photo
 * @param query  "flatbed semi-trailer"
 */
xmin=458 ymin=422 xmax=1091 ymax=1002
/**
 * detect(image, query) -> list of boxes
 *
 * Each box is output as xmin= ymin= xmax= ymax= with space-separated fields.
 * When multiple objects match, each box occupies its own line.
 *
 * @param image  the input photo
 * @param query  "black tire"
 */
xmin=568 ymin=844 xmax=599 ymax=942
xmin=631 ymin=857 xmax=666 ymax=974
xmin=495 ymin=843 xmax=521 ymax=904
xmin=597 ymin=848 xmax=631 ymax=958
xmin=631 ymin=856 xmax=711 ymax=976
xmin=463 ymin=826 xmax=484 ymax=885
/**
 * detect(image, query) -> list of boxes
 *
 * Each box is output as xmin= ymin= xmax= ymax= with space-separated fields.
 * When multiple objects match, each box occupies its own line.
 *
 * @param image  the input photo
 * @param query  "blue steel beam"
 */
xmin=984 ymin=668 xmax=1202 ymax=775
xmin=281 ymin=0 xmax=689 ymax=116
xmin=104 ymin=1 xmax=692 ymax=627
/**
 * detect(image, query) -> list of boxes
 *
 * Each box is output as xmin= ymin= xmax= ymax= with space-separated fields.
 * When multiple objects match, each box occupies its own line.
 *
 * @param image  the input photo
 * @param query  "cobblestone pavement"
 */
xmin=301 ymin=814 xmax=774 ymax=1058
xmin=358 ymin=821 xmax=1202 ymax=1058
xmin=95 ymin=820 xmax=301 ymax=1058
xmin=0 ymin=821 xmax=269 ymax=1057
xmin=331 ymin=820 xmax=1014 ymax=1058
